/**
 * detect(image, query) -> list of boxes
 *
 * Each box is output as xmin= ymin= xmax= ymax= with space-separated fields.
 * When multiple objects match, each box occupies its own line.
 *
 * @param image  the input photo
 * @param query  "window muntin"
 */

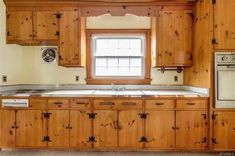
xmin=92 ymin=35 xmax=145 ymax=78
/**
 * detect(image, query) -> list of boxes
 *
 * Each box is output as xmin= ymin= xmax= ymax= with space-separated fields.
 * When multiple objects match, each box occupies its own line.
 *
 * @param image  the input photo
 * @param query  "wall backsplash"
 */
xmin=0 ymin=1 xmax=183 ymax=85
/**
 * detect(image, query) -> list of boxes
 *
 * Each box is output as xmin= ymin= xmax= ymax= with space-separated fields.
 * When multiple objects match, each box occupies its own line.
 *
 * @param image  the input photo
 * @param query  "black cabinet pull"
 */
xmin=99 ymin=102 xmax=114 ymax=106
xmin=155 ymin=102 xmax=164 ymax=105
xmin=54 ymin=102 xmax=62 ymax=105
xmin=186 ymin=102 xmax=195 ymax=105
xmin=121 ymin=102 xmax=136 ymax=106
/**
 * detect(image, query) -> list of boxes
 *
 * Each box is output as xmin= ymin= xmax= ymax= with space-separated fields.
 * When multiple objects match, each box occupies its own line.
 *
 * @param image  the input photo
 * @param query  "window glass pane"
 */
xmin=93 ymin=34 xmax=145 ymax=77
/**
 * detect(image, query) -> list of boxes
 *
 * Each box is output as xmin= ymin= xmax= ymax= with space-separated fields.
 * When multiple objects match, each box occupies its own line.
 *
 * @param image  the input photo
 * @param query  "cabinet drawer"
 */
xmin=29 ymin=98 xmax=48 ymax=109
xmin=116 ymin=99 xmax=143 ymax=109
xmin=71 ymin=98 xmax=90 ymax=109
xmin=94 ymin=99 xmax=116 ymax=109
xmin=145 ymin=99 xmax=174 ymax=109
xmin=48 ymin=99 xmax=69 ymax=109
xmin=176 ymin=99 xmax=207 ymax=109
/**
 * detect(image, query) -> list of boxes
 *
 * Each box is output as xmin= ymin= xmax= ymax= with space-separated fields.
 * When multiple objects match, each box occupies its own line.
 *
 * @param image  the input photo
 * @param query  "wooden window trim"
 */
xmin=86 ymin=29 xmax=151 ymax=85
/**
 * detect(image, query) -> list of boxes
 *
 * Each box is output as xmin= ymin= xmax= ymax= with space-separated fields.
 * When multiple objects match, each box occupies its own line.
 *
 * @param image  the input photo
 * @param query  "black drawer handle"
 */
xmin=122 ymin=102 xmax=137 ymax=106
xmin=186 ymin=103 xmax=195 ymax=105
xmin=54 ymin=102 xmax=63 ymax=105
xmin=76 ymin=102 xmax=88 ymax=105
xmin=99 ymin=102 xmax=114 ymax=106
xmin=155 ymin=102 xmax=164 ymax=105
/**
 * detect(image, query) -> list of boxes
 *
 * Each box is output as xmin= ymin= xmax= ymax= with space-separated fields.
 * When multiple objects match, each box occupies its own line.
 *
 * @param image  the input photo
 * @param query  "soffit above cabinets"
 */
xmin=4 ymin=0 xmax=195 ymax=7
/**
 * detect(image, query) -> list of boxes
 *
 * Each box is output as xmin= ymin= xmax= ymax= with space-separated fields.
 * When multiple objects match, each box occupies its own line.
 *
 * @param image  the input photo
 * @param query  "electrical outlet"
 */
xmin=75 ymin=76 xmax=79 ymax=82
xmin=174 ymin=76 xmax=178 ymax=82
xmin=2 ymin=75 xmax=7 ymax=83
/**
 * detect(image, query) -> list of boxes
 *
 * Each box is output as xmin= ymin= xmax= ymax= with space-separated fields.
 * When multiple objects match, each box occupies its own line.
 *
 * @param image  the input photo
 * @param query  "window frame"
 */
xmin=86 ymin=29 xmax=151 ymax=85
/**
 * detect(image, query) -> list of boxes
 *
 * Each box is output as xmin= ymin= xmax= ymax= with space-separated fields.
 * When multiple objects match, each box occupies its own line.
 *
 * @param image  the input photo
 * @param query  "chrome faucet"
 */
xmin=111 ymin=83 xmax=126 ymax=91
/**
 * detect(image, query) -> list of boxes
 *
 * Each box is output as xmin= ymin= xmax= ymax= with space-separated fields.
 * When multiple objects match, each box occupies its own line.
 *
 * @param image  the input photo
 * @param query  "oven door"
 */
xmin=217 ymin=65 xmax=235 ymax=100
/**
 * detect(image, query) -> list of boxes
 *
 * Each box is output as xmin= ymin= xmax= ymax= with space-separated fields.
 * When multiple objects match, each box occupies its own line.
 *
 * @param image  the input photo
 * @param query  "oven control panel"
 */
xmin=216 ymin=53 xmax=235 ymax=64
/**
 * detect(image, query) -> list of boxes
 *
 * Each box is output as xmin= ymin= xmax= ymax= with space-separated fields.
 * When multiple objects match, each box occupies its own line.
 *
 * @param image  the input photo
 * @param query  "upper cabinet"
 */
xmin=214 ymin=0 xmax=235 ymax=50
xmin=7 ymin=11 xmax=33 ymax=43
xmin=156 ymin=9 xmax=193 ymax=67
xmin=7 ymin=10 xmax=59 ymax=45
xmin=58 ymin=10 xmax=81 ymax=67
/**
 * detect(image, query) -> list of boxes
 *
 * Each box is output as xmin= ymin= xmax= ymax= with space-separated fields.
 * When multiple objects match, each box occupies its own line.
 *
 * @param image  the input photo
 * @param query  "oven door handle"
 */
xmin=227 ymin=65 xmax=235 ymax=68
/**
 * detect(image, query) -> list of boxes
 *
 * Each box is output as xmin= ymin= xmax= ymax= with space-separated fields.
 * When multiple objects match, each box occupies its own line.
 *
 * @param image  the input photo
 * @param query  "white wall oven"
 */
xmin=215 ymin=52 xmax=235 ymax=108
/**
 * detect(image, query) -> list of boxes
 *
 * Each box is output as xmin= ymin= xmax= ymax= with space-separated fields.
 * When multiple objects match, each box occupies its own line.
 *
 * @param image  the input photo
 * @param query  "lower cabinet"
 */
xmin=175 ymin=111 xmax=208 ymax=149
xmin=93 ymin=110 xmax=118 ymax=148
xmin=145 ymin=110 xmax=174 ymax=149
xmin=48 ymin=110 xmax=70 ymax=148
xmin=0 ymin=110 xmax=16 ymax=147
xmin=16 ymin=110 xmax=47 ymax=147
xmin=118 ymin=110 xmax=143 ymax=148
xmin=213 ymin=111 xmax=235 ymax=150
xmin=70 ymin=110 xmax=92 ymax=148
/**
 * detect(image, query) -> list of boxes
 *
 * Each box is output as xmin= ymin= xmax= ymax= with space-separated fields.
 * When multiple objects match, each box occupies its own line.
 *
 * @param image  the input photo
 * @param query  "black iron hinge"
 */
xmin=55 ymin=31 xmax=60 ymax=36
xmin=87 ymin=113 xmax=97 ymax=119
xmin=212 ymin=38 xmax=219 ymax=45
xmin=42 ymin=112 xmax=51 ymax=119
xmin=202 ymin=137 xmax=207 ymax=143
xmin=139 ymin=136 xmax=149 ymax=143
xmin=87 ymin=136 xmax=97 ymax=143
xmin=7 ymin=31 xmax=10 ymax=36
xmin=212 ymin=113 xmax=218 ymax=120
xmin=212 ymin=138 xmax=218 ymax=144
xmin=212 ymin=0 xmax=216 ymax=5
xmin=139 ymin=113 xmax=149 ymax=119
xmin=54 ymin=13 xmax=63 ymax=19
xmin=42 ymin=136 xmax=51 ymax=142
xmin=201 ymin=113 xmax=207 ymax=120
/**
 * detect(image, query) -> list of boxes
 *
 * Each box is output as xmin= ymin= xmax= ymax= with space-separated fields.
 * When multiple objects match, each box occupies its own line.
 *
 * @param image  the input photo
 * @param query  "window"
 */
xmin=86 ymin=30 xmax=151 ymax=84
xmin=93 ymin=35 xmax=144 ymax=77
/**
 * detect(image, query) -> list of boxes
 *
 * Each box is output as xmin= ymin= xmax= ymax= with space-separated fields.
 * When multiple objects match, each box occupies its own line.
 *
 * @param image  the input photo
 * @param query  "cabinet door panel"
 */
xmin=34 ymin=11 xmax=58 ymax=41
xmin=70 ymin=110 xmax=92 ymax=148
xmin=175 ymin=111 xmax=207 ymax=149
xmin=48 ymin=110 xmax=69 ymax=147
xmin=213 ymin=112 xmax=235 ymax=150
xmin=59 ymin=10 xmax=80 ymax=66
xmin=145 ymin=111 xmax=174 ymax=149
xmin=118 ymin=110 xmax=143 ymax=148
xmin=7 ymin=11 xmax=33 ymax=42
xmin=0 ymin=110 xmax=15 ymax=147
xmin=214 ymin=0 xmax=235 ymax=50
xmin=16 ymin=110 xmax=47 ymax=147
xmin=93 ymin=110 xmax=118 ymax=148
xmin=157 ymin=10 xmax=193 ymax=66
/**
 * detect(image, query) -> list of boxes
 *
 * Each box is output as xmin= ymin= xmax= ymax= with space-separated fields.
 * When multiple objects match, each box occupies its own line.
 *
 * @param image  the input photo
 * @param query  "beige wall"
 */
xmin=0 ymin=0 xmax=24 ymax=85
xmin=0 ymin=3 xmax=183 ymax=85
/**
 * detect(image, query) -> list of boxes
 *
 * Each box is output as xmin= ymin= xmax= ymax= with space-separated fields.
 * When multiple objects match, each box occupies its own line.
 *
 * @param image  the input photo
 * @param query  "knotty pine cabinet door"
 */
xmin=16 ymin=110 xmax=47 ymax=147
xmin=175 ymin=111 xmax=207 ymax=149
xmin=59 ymin=10 xmax=81 ymax=66
xmin=118 ymin=110 xmax=143 ymax=148
xmin=7 ymin=11 xmax=33 ymax=43
xmin=0 ymin=110 xmax=16 ymax=147
xmin=93 ymin=110 xmax=118 ymax=148
xmin=33 ymin=11 xmax=59 ymax=42
xmin=213 ymin=112 xmax=235 ymax=150
xmin=145 ymin=110 xmax=174 ymax=149
xmin=48 ymin=110 xmax=70 ymax=148
xmin=214 ymin=0 xmax=235 ymax=50
xmin=70 ymin=110 xmax=92 ymax=148
xmin=157 ymin=10 xmax=193 ymax=67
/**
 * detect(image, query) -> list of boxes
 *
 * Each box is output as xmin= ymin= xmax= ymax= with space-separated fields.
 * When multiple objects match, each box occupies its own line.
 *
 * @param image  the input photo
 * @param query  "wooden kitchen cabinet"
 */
xmin=93 ymin=110 xmax=118 ymax=148
xmin=213 ymin=111 xmax=235 ymax=150
xmin=58 ymin=10 xmax=81 ymax=67
xmin=175 ymin=111 xmax=207 ymax=149
xmin=33 ymin=11 xmax=59 ymax=42
xmin=6 ymin=11 xmax=59 ymax=45
xmin=0 ymin=110 xmax=16 ymax=147
xmin=145 ymin=110 xmax=174 ymax=149
xmin=214 ymin=0 xmax=235 ymax=50
xmin=70 ymin=110 xmax=92 ymax=148
xmin=118 ymin=110 xmax=143 ymax=148
xmin=48 ymin=110 xmax=70 ymax=148
xmin=7 ymin=11 xmax=33 ymax=43
xmin=157 ymin=9 xmax=193 ymax=67
xmin=16 ymin=110 xmax=47 ymax=147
